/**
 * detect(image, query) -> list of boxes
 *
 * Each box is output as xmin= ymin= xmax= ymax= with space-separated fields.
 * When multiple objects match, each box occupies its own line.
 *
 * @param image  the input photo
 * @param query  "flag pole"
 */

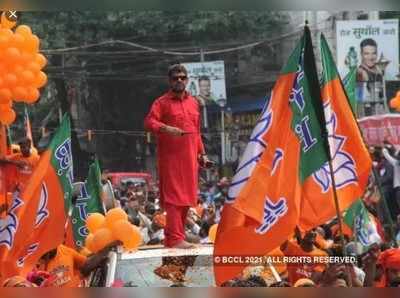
xmin=305 ymin=27 xmax=352 ymax=286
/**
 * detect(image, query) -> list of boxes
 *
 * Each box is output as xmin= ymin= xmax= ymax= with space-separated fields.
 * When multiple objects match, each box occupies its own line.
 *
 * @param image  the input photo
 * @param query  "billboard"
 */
xmin=182 ymin=60 xmax=227 ymax=106
xmin=336 ymin=19 xmax=399 ymax=102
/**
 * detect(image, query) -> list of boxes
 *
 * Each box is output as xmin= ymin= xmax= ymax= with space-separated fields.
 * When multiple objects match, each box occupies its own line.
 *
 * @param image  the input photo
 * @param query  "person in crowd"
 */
xmin=36 ymin=241 xmax=120 ymax=287
xmin=144 ymin=63 xmax=210 ymax=249
xmin=280 ymin=228 xmax=328 ymax=285
xmin=0 ymin=137 xmax=40 ymax=193
xmin=2 ymin=275 xmax=37 ymax=287
xmin=381 ymin=143 xmax=400 ymax=216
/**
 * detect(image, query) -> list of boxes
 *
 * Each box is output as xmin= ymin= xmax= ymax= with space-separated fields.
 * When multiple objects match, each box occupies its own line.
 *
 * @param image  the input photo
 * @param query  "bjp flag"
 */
xmin=214 ymin=27 xmax=330 ymax=286
xmin=298 ymin=34 xmax=372 ymax=231
xmin=0 ymin=115 xmax=74 ymax=282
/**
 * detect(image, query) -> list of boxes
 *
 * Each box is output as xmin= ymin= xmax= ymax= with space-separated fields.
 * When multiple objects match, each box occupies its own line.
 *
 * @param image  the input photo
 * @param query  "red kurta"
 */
xmin=144 ymin=90 xmax=204 ymax=207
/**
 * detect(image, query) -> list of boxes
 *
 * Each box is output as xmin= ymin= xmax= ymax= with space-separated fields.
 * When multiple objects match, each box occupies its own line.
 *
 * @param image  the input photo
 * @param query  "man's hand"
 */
xmin=160 ymin=125 xmax=186 ymax=136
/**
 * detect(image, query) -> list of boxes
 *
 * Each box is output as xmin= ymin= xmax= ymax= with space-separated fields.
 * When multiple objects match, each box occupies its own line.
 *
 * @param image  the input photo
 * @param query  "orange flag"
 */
xmin=298 ymin=34 xmax=372 ymax=230
xmin=0 ymin=115 xmax=74 ymax=281
xmin=214 ymin=27 xmax=327 ymax=285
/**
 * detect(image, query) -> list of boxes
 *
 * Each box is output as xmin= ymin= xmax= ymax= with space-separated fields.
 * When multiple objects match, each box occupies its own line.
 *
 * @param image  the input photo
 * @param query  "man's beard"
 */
xmin=172 ymin=83 xmax=185 ymax=93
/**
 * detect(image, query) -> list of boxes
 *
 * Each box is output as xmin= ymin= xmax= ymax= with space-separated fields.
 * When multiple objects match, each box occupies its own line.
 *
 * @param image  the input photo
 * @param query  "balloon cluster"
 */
xmin=0 ymin=12 xmax=48 ymax=125
xmin=84 ymin=208 xmax=142 ymax=253
xmin=390 ymin=91 xmax=400 ymax=111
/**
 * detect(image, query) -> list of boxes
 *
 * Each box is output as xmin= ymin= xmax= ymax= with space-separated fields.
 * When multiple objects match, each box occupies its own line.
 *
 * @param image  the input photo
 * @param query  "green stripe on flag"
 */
xmin=72 ymin=158 xmax=105 ymax=248
xmin=49 ymin=114 xmax=73 ymax=215
xmin=290 ymin=27 xmax=329 ymax=183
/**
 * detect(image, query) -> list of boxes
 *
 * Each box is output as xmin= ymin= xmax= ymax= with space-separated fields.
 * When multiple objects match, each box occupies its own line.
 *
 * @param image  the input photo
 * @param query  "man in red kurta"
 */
xmin=144 ymin=64 xmax=210 ymax=249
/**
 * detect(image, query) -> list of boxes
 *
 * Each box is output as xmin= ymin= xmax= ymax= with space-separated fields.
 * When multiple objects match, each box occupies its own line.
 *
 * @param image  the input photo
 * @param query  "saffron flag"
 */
xmin=213 ymin=27 xmax=329 ymax=286
xmin=344 ymin=199 xmax=382 ymax=251
xmin=298 ymin=35 xmax=372 ymax=230
xmin=71 ymin=158 xmax=105 ymax=249
xmin=0 ymin=115 xmax=74 ymax=281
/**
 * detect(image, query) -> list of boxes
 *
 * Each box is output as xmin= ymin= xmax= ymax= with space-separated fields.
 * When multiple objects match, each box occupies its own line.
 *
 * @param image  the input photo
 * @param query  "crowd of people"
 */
xmin=216 ymin=141 xmax=400 ymax=287
xmin=109 ymin=174 xmax=229 ymax=248
xmin=3 ymin=146 xmax=400 ymax=287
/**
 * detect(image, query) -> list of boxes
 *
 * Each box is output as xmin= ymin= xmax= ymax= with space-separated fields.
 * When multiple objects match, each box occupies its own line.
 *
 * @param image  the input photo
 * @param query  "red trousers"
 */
xmin=164 ymin=202 xmax=189 ymax=247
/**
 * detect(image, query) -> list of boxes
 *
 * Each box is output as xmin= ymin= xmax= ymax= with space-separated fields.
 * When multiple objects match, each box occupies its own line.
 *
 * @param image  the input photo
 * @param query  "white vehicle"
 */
xmin=90 ymin=244 xmax=215 ymax=287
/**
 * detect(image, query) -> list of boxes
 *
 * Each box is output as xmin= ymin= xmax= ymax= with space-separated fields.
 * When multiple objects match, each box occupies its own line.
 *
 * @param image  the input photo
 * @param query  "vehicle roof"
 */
xmin=108 ymin=172 xmax=152 ymax=178
xmin=112 ymin=245 xmax=215 ymax=287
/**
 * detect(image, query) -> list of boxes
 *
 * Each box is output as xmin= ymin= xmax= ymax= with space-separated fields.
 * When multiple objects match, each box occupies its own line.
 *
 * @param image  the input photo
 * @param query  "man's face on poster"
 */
xmin=199 ymin=79 xmax=211 ymax=99
xmin=361 ymin=45 xmax=378 ymax=68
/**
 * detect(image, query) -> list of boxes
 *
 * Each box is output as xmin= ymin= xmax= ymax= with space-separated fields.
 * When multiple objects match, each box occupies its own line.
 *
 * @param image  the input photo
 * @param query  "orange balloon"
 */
xmin=15 ymin=25 xmax=32 ymax=37
xmin=390 ymin=98 xmax=397 ymax=108
xmin=20 ymin=70 xmax=35 ymax=84
xmin=27 ymin=62 xmax=40 ymax=73
xmin=10 ymin=33 xmax=25 ymax=49
xmin=0 ymin=77 xmax=3 ymax=88
xmin=0 ymin=102 xmax=12 ymax=112
xmin=0 ymin=88 xmax=12 ymax=104
xmin=105 ymin=207 xmax=128 ymax=230
xmin=0 ymin=35 xmax=8 ymax=50
xmin=208 ymin=224 xmax=218 ymax=243
xmin=20 ymin=52 xmax=35 ymax=64
xmin=24 ymin=34 xmax=40 ymax=53
xmin=0 ymin=108 xmax=16 ymax=125
xmin=124 ymin=226 xmax=142 ymax=250
xmin=24 ymin=87 xmax=40 ymax=103
xmin=34 ymin=71 xmax=47 ymax=88
xmin=111 ymin=219 xmax=142 ymax=251
xmin=11 ymin=64 xmax=24 ymax=76
xmin=35 ymin=53 xmax=47 ymax=69
xmin=0 ymin=12 xmax=16 ymax=30
xmin=85 ymin=233 xmax=96 ymax=252
xmin=12 ymin=86 xmax=28 ymax=101
xmin=92 ymin=228 xmax=115 ymax=253
xmin=4 ymin=74 xmax=18 ymax=87
xmin=86 ymin=213 xmax=106 ymax=234
xmin=4 ymin=47 xmax=21 ymax=62
xmin=390 ymin=97 xmax=400 ymax=109
xmin=0 ymin=64 xmax=6 ymax=75
xmin=0 ymin=28 xmax=13 ymax=39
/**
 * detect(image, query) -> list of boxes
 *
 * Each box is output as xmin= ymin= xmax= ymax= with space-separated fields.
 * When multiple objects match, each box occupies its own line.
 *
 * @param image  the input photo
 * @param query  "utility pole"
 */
xmin=200 ymin=48 xmax=208 ymax=129
xmin=200 ymin=48 xmax=212 ymax=181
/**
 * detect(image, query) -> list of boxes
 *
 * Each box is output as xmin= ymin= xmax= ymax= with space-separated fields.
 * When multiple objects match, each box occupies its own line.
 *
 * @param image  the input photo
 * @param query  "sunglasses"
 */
xmin=171 ymin=75 xmax=188 ymax=81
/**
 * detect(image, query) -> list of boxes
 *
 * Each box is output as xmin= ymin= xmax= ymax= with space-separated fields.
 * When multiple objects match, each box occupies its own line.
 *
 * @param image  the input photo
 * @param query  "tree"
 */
xmin=14 ymin=11 xmax=290 ymax=176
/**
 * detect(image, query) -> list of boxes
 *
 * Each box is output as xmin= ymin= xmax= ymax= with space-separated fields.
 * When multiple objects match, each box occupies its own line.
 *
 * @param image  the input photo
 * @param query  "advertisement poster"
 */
xmin=336 ymin=19 xmax=399 ymax=102
xmin=182 ymin=60 xmax=227 ymax=106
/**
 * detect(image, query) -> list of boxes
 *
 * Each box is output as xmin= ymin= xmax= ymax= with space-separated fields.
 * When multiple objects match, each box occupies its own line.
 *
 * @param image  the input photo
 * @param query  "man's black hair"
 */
xmin=168 ymin=64 xmax=187 ymax=77
xmin=198 ymin=75 xmax=210 ymax=82
xmin=360 ymin=38 xmax=378 ymax=50
xmin=145 ymin=203 xmax=156 ymax=216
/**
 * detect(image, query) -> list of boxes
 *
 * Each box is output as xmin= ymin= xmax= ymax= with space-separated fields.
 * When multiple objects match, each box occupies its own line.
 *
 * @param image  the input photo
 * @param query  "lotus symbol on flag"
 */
xmin=17 ymin=243 xmax=39 ymax=267
xmin=227 ymin=99 xmax=273 ymax=202
xmin=35 ymin=183 xmax=49 ymax=227
xmin=255 ymin=197 xmax=288 ymax=234
xmin=313 ymin=101 xmax=357 ymax=193
xmin=0 ymin=196 xmax=23 ymax=249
